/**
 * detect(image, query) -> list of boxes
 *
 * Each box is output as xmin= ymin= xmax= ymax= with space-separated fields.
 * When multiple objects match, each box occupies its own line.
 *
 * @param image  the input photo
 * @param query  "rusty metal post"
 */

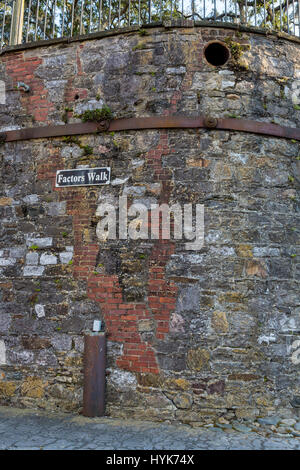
xmin=83 ymin=332 xmax=106 ymax=417
xmin=10 ymin=0 xmax=25 ymax=46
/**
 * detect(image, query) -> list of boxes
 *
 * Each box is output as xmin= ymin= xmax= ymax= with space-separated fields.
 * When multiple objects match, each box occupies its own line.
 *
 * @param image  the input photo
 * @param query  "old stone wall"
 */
xmin=0 ymin=24 xmax=299 ymax=423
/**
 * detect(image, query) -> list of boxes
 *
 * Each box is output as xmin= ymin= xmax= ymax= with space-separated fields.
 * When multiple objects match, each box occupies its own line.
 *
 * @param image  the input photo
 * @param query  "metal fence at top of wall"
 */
xmin=1 ymin=0 xmax=300 ymax=49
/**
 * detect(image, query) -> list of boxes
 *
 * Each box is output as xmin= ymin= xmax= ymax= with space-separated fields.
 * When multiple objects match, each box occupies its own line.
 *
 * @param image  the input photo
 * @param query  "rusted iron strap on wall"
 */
xmin=83 ymin=332 xmax=106 ymax=417
xmin=1 ymin=116 xmax=300 ymax=142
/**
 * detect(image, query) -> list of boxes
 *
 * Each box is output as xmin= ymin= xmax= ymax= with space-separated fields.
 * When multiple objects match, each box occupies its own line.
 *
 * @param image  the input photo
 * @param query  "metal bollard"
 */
xmin=82 ymin=332 xmax=106 ymax=417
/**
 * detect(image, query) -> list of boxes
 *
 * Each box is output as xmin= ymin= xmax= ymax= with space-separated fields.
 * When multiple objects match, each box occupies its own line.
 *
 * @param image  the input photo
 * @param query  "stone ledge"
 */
xmin=1 ymin=21 xmax=299 ymax=56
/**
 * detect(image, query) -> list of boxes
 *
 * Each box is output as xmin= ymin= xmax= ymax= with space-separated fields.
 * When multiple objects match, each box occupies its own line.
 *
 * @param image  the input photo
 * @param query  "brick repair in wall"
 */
xmin=0 ymin=24 xmax=299 ymax=423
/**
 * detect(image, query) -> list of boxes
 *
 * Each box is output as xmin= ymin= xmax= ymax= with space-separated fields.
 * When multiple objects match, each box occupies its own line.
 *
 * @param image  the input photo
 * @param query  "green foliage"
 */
xmin=224 ymin=37 xmax=250 ymax=70
xmin=81 ymin=145 xmax=93 ymax=156
xmin=29 ymin=244 xmax=39 ymax=251
xmin=226 ymin=113 xmax=240 ymax=118
xmin=79 ymin=106 xmax=113 ymax=122
xmin=54 ymin=279 xmax=62 ymax=289
xmin=132 ymin=42 xmax=146 ymax=51
xmin=138 ymin=29 xmax=148 ymax=36
xmin=224 ymin=37 xmax=243 ymax=62
xmin=61 ymin=112 xmax=68 ymax=124
xmin=62 ymin=136 xmax=81 ymax=145
xmin=280 ymin=87 xmax=285 ymax=99
xmin=29 ymin=293 xmax=38 ymax=306
xmin=62 ymin=135 xmax=93 ymax=156
xmin=1 ymin=0 xmax=297 ymax=47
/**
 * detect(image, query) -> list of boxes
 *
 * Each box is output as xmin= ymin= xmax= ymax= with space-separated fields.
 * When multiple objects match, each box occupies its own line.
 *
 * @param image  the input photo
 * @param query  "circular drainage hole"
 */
xmin=204 ymin=41 xmax=230 ymax=67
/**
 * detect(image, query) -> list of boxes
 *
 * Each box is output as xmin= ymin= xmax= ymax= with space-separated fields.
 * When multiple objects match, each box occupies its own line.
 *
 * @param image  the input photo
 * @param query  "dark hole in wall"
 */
xmin=204 ymin=42 xmax=230 ymax=66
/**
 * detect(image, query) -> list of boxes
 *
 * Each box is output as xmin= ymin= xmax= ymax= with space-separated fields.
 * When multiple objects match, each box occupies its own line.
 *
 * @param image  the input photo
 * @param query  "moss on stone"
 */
xmin=0 ymin=381 xmax=17 ymax=397
xmin=132 ymin=42 xmax=146 ymax=51
xmin=224 ymin=37 xmax=250 ymax=70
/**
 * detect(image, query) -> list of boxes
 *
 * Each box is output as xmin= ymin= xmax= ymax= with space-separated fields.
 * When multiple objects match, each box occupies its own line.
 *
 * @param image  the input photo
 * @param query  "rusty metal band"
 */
xmin=82 ymin=332 xmax=106 ymax=417
xmin=1 ymin=116 xmax=300 ymax=142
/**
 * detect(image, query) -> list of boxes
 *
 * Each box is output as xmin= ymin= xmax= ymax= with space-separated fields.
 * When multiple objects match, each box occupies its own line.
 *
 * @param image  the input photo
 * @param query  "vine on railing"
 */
xmin=1 ymin=0 xmax=299 ymax=49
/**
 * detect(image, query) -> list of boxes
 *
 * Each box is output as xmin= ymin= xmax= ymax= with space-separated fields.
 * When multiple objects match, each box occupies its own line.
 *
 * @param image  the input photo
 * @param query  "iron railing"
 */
xmin=1 ymin=0 xmax=300 ymax=49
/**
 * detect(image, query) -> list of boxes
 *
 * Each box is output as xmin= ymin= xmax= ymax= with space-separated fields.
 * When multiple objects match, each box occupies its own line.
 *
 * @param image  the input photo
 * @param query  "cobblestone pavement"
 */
xmin=0 ymin=406 xmax=299 ymax=450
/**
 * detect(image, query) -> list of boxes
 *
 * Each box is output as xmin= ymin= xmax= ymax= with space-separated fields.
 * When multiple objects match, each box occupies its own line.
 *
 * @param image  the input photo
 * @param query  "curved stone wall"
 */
xmin=0 ymin=25 xmax=299 ymax=423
